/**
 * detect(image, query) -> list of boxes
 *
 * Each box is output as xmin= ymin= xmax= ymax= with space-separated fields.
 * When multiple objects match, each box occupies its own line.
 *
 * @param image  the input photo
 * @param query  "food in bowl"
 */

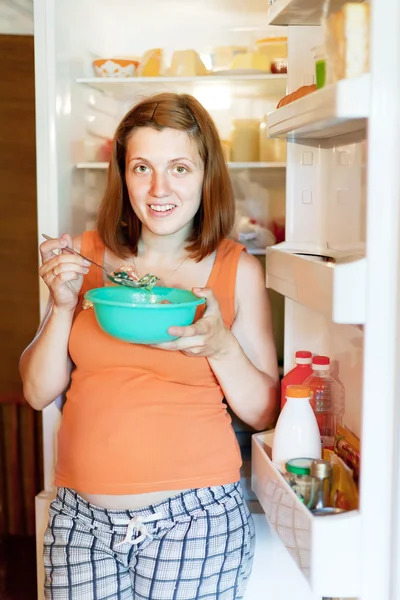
xmin=92 ymin=58 xmax=139 ymax=78
xmin=84 ymin=286 xmax=206 ymax=345
xmin=111 ymin=264 xmax=140 ymax=283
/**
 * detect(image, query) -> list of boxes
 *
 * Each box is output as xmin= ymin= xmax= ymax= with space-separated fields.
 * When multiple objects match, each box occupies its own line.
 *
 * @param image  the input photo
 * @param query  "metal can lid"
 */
xmin=285 ymin=457 xmax=314 ymax=475
xmin=311 ymin=507 xmax=346 ymax=516
xmin=310 ymin=459 xmax=332 ymax=478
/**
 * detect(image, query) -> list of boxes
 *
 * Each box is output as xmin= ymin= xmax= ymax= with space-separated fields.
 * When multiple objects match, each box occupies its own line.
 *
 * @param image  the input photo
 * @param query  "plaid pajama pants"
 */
xmin=43 ymin=483 xmax=255 ymax=600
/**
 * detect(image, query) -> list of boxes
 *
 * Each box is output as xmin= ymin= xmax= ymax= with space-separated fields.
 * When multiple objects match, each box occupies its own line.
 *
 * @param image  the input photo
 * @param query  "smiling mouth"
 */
xmin=149 ymin=204 xmax=176 ymax=213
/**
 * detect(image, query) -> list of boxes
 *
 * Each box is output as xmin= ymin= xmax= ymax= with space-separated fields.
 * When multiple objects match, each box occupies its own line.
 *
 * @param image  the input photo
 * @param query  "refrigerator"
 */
xmin=32 ymin=0 xmax=400 ymax=598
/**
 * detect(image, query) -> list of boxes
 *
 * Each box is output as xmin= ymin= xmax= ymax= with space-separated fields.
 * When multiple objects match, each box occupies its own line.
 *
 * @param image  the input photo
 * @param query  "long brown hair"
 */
xmin=97 ymin=92 xmax=235 ymax=261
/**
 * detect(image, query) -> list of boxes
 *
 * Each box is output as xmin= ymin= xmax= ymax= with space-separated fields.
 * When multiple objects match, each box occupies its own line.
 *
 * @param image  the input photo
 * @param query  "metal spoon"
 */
xmin=41 ymin=234 xmax=159 ymax=290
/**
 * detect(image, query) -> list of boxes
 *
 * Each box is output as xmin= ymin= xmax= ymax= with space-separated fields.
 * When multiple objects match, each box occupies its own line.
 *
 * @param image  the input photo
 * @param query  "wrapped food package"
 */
xmin=325 ymin=2 xmax=370 ymax=84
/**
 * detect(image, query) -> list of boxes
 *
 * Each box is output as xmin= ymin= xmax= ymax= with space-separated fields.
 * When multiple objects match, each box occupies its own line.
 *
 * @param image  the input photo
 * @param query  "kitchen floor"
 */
xmin=0 ymin=536 xmax=37 ymax=600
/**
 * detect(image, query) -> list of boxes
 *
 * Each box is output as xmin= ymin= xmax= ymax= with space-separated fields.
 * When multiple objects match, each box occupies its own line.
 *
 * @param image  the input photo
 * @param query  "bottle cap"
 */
xmin=312 ymin=356 xmax=330 ymax=370
xmin=295 ymin=350 xmax=312 ymax=365
xmin=285 ymin=457 xmax=313 ymax=475
xmin=310 ymin=459 xmax=332 ymax=479
xmin=285 ymin=384 xmax=311 ymax=399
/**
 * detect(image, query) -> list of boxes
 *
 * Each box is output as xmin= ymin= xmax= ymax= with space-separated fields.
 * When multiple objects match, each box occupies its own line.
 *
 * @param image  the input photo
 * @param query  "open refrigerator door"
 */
xmin=252 ymin=0 xmax=400 ymax=599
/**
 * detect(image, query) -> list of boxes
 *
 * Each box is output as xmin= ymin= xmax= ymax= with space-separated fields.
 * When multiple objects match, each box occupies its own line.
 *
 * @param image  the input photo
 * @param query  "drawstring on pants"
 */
xmin=114 ymin=512 xmax=163 ymax=546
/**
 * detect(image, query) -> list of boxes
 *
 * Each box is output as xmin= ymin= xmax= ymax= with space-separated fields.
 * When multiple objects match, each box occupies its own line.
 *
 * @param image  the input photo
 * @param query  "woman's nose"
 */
xmin=150 ymin=171 xmax=171 ymax=197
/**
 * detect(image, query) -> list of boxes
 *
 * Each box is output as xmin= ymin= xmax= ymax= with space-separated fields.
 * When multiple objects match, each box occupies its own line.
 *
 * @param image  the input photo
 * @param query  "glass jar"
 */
xmin=312 ymin=45 xmax=327 ymax=89
xmin=285 ymin=458 xmax=323 ymax=508
xmin=230 ymin=119 xmax=260 ymax=162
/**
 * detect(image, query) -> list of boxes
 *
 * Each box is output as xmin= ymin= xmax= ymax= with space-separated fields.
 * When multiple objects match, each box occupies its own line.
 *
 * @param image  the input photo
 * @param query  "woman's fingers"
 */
xmin=40 ymin=253 xmax=90 ymax=277
xmin=39 ymin=236 xmax=68 ymax=263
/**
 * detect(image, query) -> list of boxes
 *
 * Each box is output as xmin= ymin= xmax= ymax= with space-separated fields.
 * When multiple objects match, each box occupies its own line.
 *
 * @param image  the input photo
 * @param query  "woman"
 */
xmin=20 ymin=92 xmax=278 ymax=600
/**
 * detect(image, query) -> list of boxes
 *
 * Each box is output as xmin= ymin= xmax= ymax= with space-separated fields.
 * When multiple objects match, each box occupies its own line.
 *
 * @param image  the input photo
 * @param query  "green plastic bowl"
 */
xmin=84 ymin=286 xmax=206 ymax=344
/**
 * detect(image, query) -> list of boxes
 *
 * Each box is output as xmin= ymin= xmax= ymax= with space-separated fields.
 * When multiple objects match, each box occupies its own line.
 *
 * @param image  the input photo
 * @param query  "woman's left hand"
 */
xmin=152 ymin=288 xmax=236 ymax=359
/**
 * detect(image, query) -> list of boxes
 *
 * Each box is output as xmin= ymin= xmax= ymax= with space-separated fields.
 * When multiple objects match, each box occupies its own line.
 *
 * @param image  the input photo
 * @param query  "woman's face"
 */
xmin=125 ymin=127 xmax=204 ymax=238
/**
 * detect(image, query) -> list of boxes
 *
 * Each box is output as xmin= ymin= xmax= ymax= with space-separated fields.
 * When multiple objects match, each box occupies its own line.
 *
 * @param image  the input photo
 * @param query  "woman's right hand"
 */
xmin=39 ymin=233 xmax=91 ymax=312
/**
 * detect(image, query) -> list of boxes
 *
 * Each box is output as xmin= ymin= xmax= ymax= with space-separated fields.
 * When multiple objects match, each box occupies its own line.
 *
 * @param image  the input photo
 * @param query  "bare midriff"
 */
xmin=77 ymin=489 xmax=191 ymax=510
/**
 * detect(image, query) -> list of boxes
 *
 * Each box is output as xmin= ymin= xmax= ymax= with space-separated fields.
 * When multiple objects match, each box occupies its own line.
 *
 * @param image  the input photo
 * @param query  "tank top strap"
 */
xmin=208 ymin=238 xmax=246 ymax=329
xmin=79 ymin=230 xmax=104 ymax=297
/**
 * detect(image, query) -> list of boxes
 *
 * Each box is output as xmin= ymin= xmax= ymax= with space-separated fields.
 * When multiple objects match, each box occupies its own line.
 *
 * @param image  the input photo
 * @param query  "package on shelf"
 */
xmin=323 ymin=448 xmax=359 ymax=511
xmin=137 ymin=48 xmax=163 ymax=77
xmin=210 ymin=46 xmax=248 ymax=71
xmin=254 ymin=36 xmax=287 ymax=72
xmin=168 ymin=50 xmax=208 ymax=77
xmin=324 ymin=1 xmax=370 ymax=84
xmin=334 ymin=424 xmax=360 ymax=484
xmin=229 ymin=51 xmax=271 ymax=72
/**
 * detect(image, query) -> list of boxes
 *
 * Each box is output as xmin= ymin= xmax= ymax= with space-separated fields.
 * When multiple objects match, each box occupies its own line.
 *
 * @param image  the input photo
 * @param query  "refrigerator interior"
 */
xmin=32 ymin=0 xmax=393 ymax=599
xmin=36 ymin=0 xmax=289 ymax=497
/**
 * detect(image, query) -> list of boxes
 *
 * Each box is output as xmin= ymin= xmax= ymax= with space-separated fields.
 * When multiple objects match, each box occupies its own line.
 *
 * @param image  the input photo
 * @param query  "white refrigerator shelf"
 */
xmin=267 ymin=74 xmax=370 ymax=140
xmin=265 ymin=242 xmax=367 ymax=324
xmin=252 ymin=430 xmax=361 ymax=597
xmin=76 ymin=74 xmax=287 ymax=98
xmin=266 ymin=0 xmax=364 ymax=26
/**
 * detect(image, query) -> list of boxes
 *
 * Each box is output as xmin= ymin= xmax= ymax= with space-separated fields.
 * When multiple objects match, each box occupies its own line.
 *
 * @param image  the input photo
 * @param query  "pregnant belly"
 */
xmin=77 ymin=488 xmax=191 ymax=510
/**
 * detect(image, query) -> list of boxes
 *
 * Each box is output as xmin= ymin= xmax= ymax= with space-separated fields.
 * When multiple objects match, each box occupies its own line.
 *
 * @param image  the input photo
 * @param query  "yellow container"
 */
xmin=259 ymin=117 xmax=286 ymax=162
xmin=230 ymin=119 xmax=260 ymax=162
xmin=255 ymin=37 xmax=288 ymax=72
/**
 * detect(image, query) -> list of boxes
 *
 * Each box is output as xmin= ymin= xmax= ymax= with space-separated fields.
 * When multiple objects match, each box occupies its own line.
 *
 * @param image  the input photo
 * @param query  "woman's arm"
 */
xmin=19 ymin=234 xmax=87 ymax=410
xmin=20 ymin=301 xmax=75 ymax=410
xmin=208 ymin=253 xmax=279 ymax=430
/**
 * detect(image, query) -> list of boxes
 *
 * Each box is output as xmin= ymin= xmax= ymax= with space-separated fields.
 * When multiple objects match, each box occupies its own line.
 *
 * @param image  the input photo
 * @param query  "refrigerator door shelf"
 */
xmin=252 ymin=431 xmax=361 ymax=598
xmin=265 ymin=242 xmax=367 ymax=324
xmin=266 ymin=0 xmax=361 ymax=26
xmin=267 ymin=73 xmax=369 ymax=141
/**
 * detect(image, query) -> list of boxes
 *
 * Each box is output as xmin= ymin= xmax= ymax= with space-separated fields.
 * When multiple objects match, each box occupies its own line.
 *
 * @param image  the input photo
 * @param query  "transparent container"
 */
xmin=303 ymin=356 xmax=345 ymax=450
xmin=312 ymin=45 xmax=327 ymax=89
xmin=230 ymin=119 xmax=260 ymax=162
xmin=259 ymin=116 xmax=286 ymax=162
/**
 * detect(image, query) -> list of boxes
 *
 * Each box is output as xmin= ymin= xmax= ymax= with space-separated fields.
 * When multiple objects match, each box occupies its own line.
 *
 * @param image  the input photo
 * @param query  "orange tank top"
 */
xmin=55 ymin=231 xmax=246 ymax=494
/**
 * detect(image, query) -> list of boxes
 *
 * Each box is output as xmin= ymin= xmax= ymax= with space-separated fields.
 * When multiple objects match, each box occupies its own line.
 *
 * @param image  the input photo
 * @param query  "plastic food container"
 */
xmin=255 ymin=37 xmax=288 ymax=72
xmin=259 ymin=116 xmax=286 ymax=162
xmin=230 ymin=119 xmax=260 ymax=162
xmin=84 ymin=286 xmax=205 ymax=345
xmin=92 ymin=58 xmax=139 ymax=78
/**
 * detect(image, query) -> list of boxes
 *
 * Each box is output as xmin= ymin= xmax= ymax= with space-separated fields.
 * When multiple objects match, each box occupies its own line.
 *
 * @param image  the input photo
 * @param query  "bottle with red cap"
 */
xmin=303 ymin=355 xmax=345 ymax=450
xmin=280 ymin=351 xmax=313 ymax=410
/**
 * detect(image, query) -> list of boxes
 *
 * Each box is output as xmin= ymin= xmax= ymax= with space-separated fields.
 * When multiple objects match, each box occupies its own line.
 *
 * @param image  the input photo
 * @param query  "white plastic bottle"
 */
xmin=272 ymin=384 xmax=322 ymax=467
